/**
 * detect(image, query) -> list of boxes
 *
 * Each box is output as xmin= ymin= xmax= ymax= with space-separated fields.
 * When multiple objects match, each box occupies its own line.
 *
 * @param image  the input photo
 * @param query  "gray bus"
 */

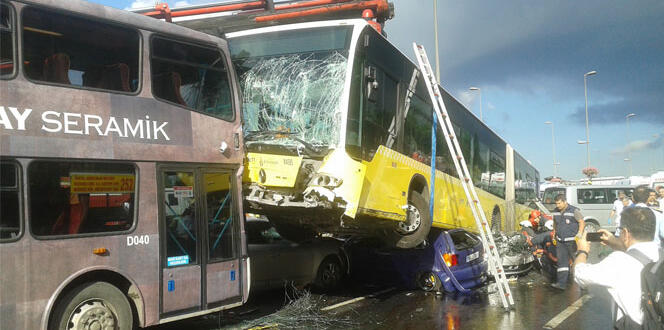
xmin=0 ymin=0 xmax=248 ymax=328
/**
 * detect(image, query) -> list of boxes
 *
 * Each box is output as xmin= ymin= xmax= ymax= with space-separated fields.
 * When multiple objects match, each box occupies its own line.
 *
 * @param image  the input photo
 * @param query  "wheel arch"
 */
xmin=42 ymin=267 xmax=145 ymax=329
xmin=408 ymin=174 xmax=429 ymax=201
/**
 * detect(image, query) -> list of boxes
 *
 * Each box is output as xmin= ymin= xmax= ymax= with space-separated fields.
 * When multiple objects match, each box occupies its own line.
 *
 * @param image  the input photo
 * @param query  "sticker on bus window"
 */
xmin=173 ymin=186 xmax=194 ymax=198
xmin=69 ymin=173 xmax=135 ymax=194
xmin=167 ymin=255 xmax=190 ymax=267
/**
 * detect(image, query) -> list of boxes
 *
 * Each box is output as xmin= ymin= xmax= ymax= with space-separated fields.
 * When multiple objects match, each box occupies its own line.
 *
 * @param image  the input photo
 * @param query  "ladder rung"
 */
xmin=456 ymin=155 xmax=463 ymax=160
xmin=448 ymin=134 xmax=454 ymax=139
xmin=464 ymin=178 xmax=470 ymax=182
xmin=473 ymin=200 xmax=478 ymax=203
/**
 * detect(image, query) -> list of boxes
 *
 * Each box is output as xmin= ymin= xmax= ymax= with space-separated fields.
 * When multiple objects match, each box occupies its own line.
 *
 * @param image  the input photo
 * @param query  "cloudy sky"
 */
xmin=96 ymin=0 xmax=664 ymax=180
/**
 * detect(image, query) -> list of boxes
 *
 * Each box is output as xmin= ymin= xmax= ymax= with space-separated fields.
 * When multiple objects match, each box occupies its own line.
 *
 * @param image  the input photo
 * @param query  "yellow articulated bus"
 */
xmin=225 ymin=19 xmax=539 ymax=248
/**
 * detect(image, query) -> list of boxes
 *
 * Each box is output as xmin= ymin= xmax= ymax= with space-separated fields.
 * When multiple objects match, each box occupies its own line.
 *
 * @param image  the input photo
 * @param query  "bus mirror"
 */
xmin=365 ymin=66 xmax=378 ymax=102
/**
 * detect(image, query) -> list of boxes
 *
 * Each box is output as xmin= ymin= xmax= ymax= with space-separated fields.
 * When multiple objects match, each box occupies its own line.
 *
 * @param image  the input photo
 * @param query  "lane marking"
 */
xmin=320 ymin=287 xmax=395 ymax=312
xmin=543 ymin=294 xmax=593 ymax=329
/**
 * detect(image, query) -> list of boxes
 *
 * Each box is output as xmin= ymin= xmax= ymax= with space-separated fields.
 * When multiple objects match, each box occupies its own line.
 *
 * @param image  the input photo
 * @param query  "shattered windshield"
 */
xmin=230 ymin=26 xmax=353 ymax=151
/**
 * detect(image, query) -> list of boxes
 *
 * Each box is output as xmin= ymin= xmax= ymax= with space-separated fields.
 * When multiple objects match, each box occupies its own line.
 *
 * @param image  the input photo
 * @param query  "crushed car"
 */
xmin=246 ymin=215 xmax=347 ymax=293
xmin=345 ymin=228 xmax=488 ymax=293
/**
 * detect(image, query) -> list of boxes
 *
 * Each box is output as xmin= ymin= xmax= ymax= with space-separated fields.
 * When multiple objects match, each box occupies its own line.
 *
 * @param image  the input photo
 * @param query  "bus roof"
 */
xmin=22 ymin=0 xmax=226 ymax=46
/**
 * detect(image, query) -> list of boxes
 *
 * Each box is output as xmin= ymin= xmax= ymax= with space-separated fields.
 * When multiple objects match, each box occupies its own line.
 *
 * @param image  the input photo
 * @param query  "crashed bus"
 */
xmin=0 ymin=0 xmax=248 ymax=328
xmin=225 ymin=19 xmax=539 ymax=248
xmin=144 ymin=1 xmax=540 ymax=248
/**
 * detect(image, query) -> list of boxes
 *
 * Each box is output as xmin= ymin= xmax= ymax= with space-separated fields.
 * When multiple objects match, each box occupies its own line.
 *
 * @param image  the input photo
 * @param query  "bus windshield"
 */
xmin=229 ymin=26 xmax=353 ymax=152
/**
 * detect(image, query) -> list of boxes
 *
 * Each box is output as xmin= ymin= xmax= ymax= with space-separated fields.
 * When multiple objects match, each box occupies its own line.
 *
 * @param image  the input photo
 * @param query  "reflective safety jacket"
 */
xmin=552 ymin=204 xmax=581 ymax=241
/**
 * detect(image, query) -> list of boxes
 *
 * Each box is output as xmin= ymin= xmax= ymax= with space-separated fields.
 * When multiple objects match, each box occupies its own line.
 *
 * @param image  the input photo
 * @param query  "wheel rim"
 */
xmin=321 ymin=261 xmax=340 ymax=286
xmin=418 ymin=272 xmax=437 ymax=291
xmin=397 ymin=204 xmax=421 ymax=234
xmin=585 ymin=222 xmax=599 ymax=233
xmin=67 ymin=298 xmax=118 ymax=330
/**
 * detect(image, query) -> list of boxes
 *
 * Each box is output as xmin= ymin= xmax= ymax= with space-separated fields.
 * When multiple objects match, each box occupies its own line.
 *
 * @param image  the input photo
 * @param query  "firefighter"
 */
xmin=551 ymin=194 xmax=585 ymax=290
xmin=532 ymin=220 xmax=557 ymax=283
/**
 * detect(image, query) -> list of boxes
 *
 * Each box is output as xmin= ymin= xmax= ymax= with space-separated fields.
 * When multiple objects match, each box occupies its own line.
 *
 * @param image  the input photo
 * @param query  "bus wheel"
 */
xmin=393 ymin=191 xmax=431 ymax=249
xmin=51 ymin=281 xmax=133 ymax=330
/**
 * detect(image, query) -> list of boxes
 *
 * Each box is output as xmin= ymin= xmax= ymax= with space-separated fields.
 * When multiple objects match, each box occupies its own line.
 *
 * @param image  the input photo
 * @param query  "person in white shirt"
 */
xmin=656 ymin=185 xmax=664 ymax=207
xmin=609 ymin=191 xmax=631 ymax=234
xmin=574 ymin=206 xmax=660 ymax=328
xmin=628 ymin=185 xmax=664 ymax=245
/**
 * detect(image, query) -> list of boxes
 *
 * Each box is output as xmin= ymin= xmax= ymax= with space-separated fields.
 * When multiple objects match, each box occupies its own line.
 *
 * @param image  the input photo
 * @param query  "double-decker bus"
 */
xmin=225 ymin=19 xmax=539 ymax=248
xmin=0 ymin=1 xmax=248 ymax=328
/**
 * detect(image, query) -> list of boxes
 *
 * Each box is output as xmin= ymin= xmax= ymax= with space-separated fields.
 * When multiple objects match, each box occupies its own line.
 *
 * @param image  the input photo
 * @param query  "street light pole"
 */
xmin=433 ymin=0 xmax=440 ymax=81
xmin=544 ymin=121 xmax=558 ymax=177
xmin=469 ymin=87 xmax=482 ymax=121
xmin=583 ymin=70 xmax=597 ymax=170
xmin=626 ymin=113 xmax=636 ymax=176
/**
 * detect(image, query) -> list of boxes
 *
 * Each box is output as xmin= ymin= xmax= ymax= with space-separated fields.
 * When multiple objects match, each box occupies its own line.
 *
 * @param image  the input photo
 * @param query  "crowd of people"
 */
xmin=519 ymin=185 xmax=664 ymax=329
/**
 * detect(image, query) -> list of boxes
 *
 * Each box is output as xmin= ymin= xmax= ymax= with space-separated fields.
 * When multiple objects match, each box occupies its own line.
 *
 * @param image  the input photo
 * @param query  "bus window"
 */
xmin=28 ymin=162 xmax=136 ymax=237
xmin=1 ymin=161 xmax=20 ymax=240
xmin=163 ymin=171 xmax=198 ymax=266
xmin=402 ymin=94 xmax=432 ymax=164
xmin=151 ymin=37 xmax=233 ymax=121
xmin=205 ymin=172 xmax=237 ymax=260
xmin=0 ymin=3 xmax=14 ymax=78
xmin=361 ymin=66 xmax=398 ymax=160
xmin=22 ymin=6 xmax=139 ymax=92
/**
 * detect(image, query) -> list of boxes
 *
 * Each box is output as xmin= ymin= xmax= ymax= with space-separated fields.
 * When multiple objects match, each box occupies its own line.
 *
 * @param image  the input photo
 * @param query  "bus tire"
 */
xmin=51 ymin=281 xmax=134 ymax=330
xmin=392 ymin=191 xmax=431 ymax=249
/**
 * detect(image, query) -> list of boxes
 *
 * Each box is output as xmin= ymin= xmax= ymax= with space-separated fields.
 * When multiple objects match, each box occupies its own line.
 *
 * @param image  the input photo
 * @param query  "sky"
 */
xmin=95 ymin=0 xmax=664 ymax=180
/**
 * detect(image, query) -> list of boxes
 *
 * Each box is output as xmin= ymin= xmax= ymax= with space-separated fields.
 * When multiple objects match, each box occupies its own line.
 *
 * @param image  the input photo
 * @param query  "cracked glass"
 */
xmin=230 ymin=26 xmax=353 ymax=152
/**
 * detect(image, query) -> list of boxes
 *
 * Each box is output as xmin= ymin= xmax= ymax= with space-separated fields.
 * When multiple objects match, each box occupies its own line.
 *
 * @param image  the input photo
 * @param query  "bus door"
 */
xmin=160 ymin=169 xmax=243 ymax=315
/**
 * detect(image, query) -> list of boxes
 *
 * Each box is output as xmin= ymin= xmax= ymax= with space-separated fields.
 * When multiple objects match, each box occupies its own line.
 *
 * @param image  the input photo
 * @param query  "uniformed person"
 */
xmin=532 ymin=220 xmax=557 ymax=283
xmin=551 ymin=194 xmax=585 ymax=290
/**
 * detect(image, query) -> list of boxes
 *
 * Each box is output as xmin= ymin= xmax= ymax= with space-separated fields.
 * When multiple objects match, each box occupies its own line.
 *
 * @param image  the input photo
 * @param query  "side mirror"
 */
xmin=365 ymin=66 xmax=378 ymax=102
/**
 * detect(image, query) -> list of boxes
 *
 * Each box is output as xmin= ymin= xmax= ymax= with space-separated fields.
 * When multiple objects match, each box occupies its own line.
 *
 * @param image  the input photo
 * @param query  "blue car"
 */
xmin=345 ymin=228 xmax=488 ymax=293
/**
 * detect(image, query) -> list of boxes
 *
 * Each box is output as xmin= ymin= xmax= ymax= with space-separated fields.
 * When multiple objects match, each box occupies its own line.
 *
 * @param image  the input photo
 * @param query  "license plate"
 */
xmin=466 ymin=251 xmax=479 ymax=262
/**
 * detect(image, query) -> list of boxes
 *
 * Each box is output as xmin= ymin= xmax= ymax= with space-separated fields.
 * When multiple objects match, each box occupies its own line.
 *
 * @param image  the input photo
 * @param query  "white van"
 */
xmin=541 ymin=185 xmax=635 ymax=232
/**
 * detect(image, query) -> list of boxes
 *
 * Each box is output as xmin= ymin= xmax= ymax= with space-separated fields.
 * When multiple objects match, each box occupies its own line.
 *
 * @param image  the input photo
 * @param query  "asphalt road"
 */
xmin=149 ymin=243 xmax=616 ymax=330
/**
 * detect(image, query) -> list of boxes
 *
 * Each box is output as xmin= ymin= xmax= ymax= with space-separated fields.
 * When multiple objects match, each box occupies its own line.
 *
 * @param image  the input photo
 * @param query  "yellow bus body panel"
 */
xmin=316 ymin=149 xmax=366 ymax=218
xmin=359 ymin=146 xmax=514 ymax=232
xmin=244 ymin=152 xmax=303 ymax=187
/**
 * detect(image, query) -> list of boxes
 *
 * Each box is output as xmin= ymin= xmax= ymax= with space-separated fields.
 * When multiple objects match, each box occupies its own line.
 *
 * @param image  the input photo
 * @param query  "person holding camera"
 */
xmin=551 ymin=194 xmax=585 ymax=290
xmin=574 ymin=207 xmax=660 ymax=329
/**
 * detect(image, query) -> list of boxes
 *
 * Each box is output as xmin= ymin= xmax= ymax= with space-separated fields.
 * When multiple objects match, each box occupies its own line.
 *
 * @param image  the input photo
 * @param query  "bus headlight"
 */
xmin=309 ymin=174 xmax=343 ymax=188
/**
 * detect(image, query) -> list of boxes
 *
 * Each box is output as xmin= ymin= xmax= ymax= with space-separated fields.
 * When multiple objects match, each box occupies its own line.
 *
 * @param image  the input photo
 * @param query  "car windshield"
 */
xmin=542 ymin=188 xmax=565 ymax=204
xmin=230 ymin=26 xmax=353 ymax=151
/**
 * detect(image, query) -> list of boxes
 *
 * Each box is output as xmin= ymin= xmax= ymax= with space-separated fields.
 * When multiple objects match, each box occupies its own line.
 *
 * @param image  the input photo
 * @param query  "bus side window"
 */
xmin=0 ymin=3 xmax=15 ymax=78
xmin=28 ymin=162 xmax=136 ymax=238
xmin=0 ymin=161 xmax=21 ymax=241
xmin=361 ymin=66 xmax=398 ymax=161
xmin=22 ymin=6 xmax=139 ymax=92
xmin=151 ymin=37 xmax=234 ymax=121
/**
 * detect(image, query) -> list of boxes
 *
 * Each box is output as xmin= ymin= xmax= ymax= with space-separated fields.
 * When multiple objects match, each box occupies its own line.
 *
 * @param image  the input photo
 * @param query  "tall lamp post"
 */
xmin=433 ymin=0 xmax=440 ymax=80
xmin=583 ymin=70 xmax=597 ymax=170
xmin=469 ymin=86 xmax=482 ymax=121
xmin=626 ymin=113 xmax=636 ymax=176
xmin=544 ymin=121 xmax=559 ymax=177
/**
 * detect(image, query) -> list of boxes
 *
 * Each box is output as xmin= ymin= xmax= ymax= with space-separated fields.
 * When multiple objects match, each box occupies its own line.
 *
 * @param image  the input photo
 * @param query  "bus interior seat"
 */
xmin=82 ymin=63 xmax=130 ymax=92
xmin=153 ymin=72 xmax=186 ymax=106
xmin=42 ymin=53 xmax=71 ymax=84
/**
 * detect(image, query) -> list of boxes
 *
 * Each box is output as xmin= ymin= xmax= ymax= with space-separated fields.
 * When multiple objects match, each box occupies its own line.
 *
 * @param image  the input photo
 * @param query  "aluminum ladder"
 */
xmin=412 ymin=43 xmax=515 ymax=309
